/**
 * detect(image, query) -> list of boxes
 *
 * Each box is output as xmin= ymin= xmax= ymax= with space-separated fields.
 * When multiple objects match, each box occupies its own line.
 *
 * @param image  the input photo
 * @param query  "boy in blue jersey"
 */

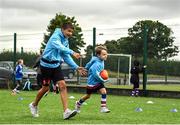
xmin=12 ymin=59 xmax=23 ymax=94
xmin=29 ymin=22 xmax=86 ymax=120
xmin=75 ymin=45 xmax=110 ymax=113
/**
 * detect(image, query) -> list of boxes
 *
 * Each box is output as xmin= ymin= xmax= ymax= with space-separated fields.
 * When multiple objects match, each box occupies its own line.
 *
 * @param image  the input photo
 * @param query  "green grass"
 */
xmin=0 ymin=89 xmax=180 ymax=124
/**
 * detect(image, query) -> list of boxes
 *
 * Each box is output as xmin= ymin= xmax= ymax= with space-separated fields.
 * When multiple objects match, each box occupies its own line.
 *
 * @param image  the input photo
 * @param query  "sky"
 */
xmin=0 ymin=0 xmax=180 ymax=60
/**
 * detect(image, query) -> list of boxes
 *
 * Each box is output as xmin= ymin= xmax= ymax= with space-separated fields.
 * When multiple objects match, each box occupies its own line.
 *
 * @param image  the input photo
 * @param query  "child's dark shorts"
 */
xmin=132 ymin=82 xmax=139 ymax=89
xmin=86 ymin=83 xmax=105 ymax=94
xmin=40 ymin=65 xmax=64 ymax=86
xmin=130 ymin=76 xmax=139 ymax=88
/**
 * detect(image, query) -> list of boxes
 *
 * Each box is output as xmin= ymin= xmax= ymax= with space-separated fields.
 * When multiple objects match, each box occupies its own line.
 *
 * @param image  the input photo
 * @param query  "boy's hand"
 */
xmin=72 ymin=52 xmax=81 ymax=59
xmin=77 ymin=67 xmax=87 ymax=76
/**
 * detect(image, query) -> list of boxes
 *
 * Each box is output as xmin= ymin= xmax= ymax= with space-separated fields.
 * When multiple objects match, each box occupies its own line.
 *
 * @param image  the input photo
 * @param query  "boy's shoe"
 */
xmin=12 ymin=89 xmax=16 ymax=93
xmin=101 ymin=107 xmax=110 ymax=113
xmin=131 ymin=90 xmax=135 ymax=96
xmin=63 ymin=109 xmax=77 ymax=120
xmin=55 ymin=86 xmax=59 ymax=94
xmin=29 ymin=102 xmax=39 ymax=117
xmin=75 ymin=101 xmax=81 ymax=113
xmin=135 ymin=92 xmax=139 ymax=97
xmin=11 ymin=91 xmax=16 ymax=96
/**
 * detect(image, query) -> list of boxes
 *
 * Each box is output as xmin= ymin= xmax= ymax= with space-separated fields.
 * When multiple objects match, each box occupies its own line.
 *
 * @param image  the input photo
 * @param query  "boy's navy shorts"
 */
xmin=40 ymin=65 xmax=64 ymax=86
xmin=86 ymin=83 xmax=105 ymax=94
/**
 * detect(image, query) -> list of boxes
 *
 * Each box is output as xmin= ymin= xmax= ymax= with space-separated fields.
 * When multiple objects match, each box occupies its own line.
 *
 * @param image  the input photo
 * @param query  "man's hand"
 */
xmin=72 ymin=52 xmax=81 ymax=59
xmin=77 ymin=67 xmax=87 ymax=76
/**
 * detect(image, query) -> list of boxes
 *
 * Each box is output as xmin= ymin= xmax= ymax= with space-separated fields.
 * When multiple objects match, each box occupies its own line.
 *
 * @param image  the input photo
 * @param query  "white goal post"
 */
xmin=108 ymin=53 xmax=132 ymax=85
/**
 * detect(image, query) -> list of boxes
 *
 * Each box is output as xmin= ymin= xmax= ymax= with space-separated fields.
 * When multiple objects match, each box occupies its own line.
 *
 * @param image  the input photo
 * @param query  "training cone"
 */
xmin=100 ymin=70 xmax=108 ymax=80
xmin=170 ymin=108 xmax=178 ymax=112
xmin=18 ymin=97 xmax=23 ymax=101
xmin=147 ymin=101 xmax=154 ymax=104
xmin=135 ymin=107 xmax=143 ymax=112
xmin=69 ymin=96 xmax=75 ymax=99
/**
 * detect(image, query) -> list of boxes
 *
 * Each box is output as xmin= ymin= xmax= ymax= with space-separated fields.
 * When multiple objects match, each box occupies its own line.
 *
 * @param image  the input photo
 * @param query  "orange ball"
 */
xmin=100 ymin=70 xmax=109 ymax=80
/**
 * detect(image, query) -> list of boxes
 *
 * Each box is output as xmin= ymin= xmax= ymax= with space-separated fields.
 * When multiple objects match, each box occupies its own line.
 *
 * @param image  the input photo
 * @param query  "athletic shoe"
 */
xmin=135 ymin=91 xmax=139 ymax=97
xmin=63 ymin=109 xmax=77 ymax=120
xmin=100 ymin=107 xmax=110 ymax=113
xmin=75 ymin=101 xmax=81 ymax=113
xmin=29 ymin=102 xmax=39 ymax=117
xmin=12 ymin=89 xmax=16 ymax=93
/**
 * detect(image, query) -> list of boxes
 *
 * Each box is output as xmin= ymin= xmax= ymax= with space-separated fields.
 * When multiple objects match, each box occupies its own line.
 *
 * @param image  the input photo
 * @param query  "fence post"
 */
xmin=143 ymin=25 xmax=148 ymax=96
xmin=165 ymin=57 xmax=168 ymax=83
xmin=13 ymin=33 xmax=17 ymax=85
xmin=21 ymin=47 xmax=24 ymax=55
xmin=93 ymin=27 xmax=96 ymax=56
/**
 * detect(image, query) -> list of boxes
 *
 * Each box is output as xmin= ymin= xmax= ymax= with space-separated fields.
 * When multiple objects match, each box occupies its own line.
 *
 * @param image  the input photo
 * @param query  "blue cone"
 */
xmin=18 ymin=97 xmax=23 ymax=101
xmin=170 ymin=109 xmax=178 ymax=112
xmin=135 ymin=107 xmax=143 ymax=112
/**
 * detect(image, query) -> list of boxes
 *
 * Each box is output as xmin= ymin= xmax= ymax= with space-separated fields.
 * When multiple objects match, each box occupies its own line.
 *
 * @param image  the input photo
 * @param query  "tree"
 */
xmin=118 ymin=37 xmax=143 ymax=57
xmin=84 ymin=43 xmax=108 ymax=56
xmin=119 ymin=20 xmax=179 ymax=59
xmin=84 ymin=45 xmax=93 ymax=56
xmin=104 ymin=40 xmax=121 ymax=54
xmin=41 ymin=13 xmax=85 ymax=52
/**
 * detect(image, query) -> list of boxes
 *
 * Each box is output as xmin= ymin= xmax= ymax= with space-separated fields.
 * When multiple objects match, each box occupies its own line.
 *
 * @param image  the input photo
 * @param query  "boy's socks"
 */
xmin=101 ymin=94 xmax=107 ymax=107
xmin=77 ymin=99 xmax=84 ymax=106
xmin=131 ymin=90 xmax=135 ymax=96
xmin=135 ymin=89 xmax=139 ymax=96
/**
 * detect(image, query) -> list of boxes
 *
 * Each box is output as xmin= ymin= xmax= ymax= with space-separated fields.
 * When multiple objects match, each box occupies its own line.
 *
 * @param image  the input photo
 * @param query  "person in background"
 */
xmin=12 ymin=59 xmax=24 ymax=94
xmin=130 ymin=60 xmax=146 ymax=97
xmin=33 ymin=49 xmax=43 ymax=89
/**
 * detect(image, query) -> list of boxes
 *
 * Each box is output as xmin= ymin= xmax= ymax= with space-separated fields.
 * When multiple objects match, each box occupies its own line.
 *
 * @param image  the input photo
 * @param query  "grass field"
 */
xmin=0 ymin=89 xmax=180 ymax=124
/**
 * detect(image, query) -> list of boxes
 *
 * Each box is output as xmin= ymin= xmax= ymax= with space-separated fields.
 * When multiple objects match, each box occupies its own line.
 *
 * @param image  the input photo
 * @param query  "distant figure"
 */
xmin=23 ymin=78 xmax=31 ymax=91
xmin=12 ymin=59 xmax=24 ymax=94
xmin=33 ymin=49 xmax=43 ymax=89
xmin=130 ymin=60 xmax=146 ymax=97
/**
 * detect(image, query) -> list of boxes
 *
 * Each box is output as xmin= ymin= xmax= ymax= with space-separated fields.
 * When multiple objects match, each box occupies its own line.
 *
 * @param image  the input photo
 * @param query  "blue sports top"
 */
xmin=15 ymin=64 xmax=23 ymax=79
xmin=85 ymin=56 xmax=108 ymax=86
xmin=40 ymin=28 xmax=78 ymax=69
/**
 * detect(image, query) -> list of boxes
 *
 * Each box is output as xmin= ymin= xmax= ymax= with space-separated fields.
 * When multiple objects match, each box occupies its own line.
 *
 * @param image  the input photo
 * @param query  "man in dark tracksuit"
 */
xmin=130 ymin=60 xmax=146 ymax=96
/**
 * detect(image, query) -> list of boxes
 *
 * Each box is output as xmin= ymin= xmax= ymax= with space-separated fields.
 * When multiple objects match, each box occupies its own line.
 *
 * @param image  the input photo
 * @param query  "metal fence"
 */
xmin=0 ymin=26 xmax=180 ymax=92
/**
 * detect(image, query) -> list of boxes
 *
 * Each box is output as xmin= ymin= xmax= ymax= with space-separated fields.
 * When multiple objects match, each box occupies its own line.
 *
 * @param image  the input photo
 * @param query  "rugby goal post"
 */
xmin=108 ymin=53 xmax=132 ymax=85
